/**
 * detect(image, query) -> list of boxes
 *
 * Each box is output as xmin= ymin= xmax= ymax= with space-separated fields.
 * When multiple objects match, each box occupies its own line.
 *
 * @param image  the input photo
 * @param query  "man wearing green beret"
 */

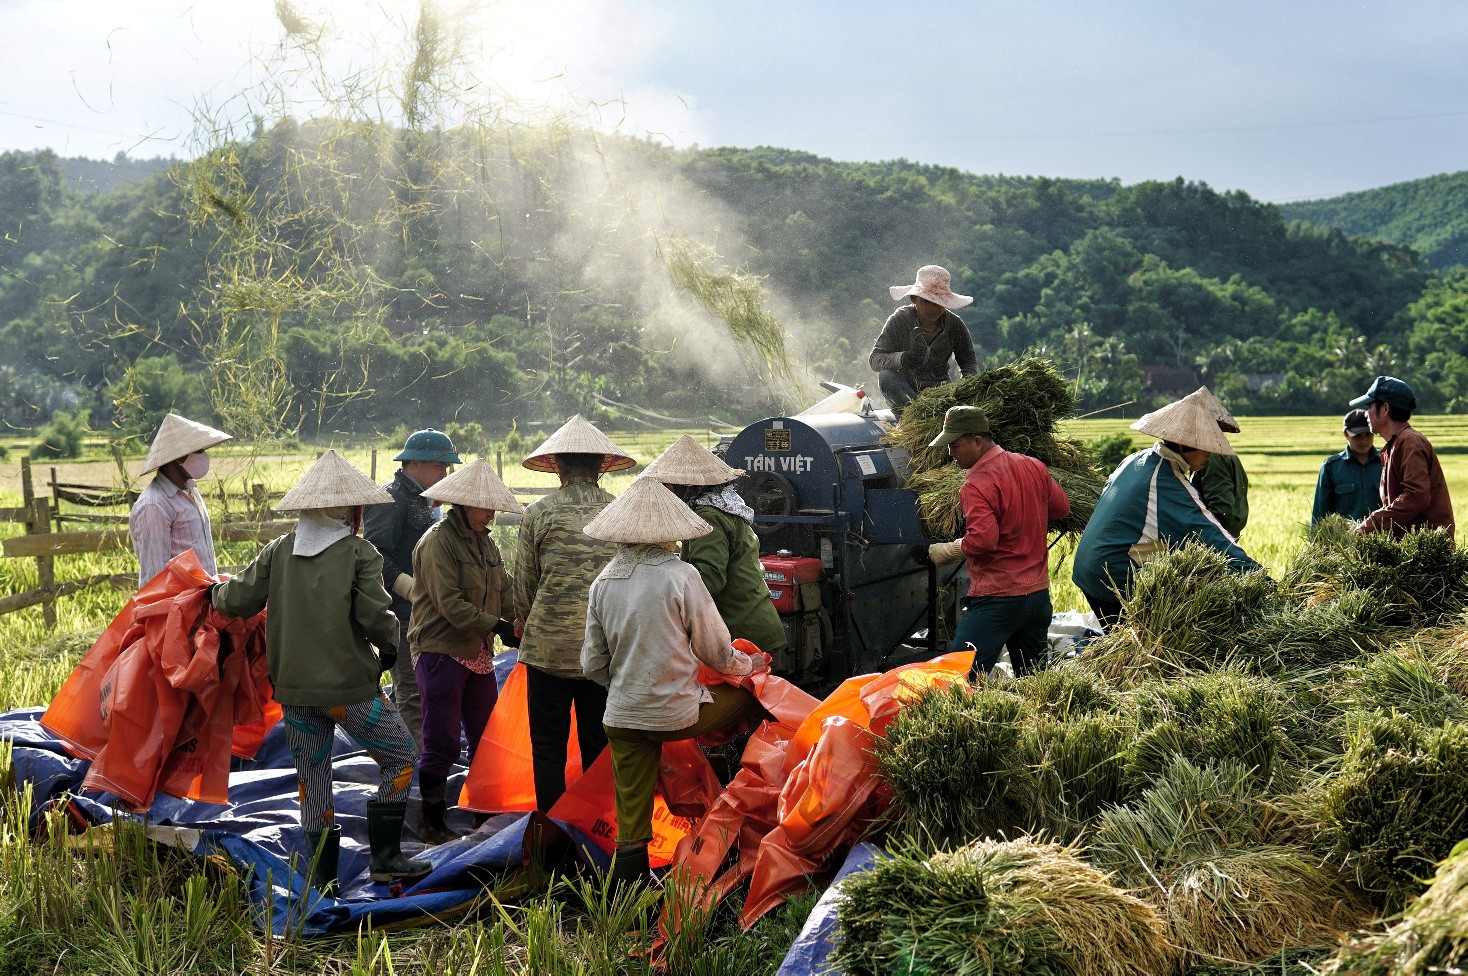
xmin=926 ymin=406 xmax=1071 ymax=679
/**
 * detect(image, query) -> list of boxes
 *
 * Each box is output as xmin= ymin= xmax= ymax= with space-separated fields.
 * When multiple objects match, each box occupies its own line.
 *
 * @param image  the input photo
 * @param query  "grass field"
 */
xmin=1 ymin=415 xmax=1464 ymax=973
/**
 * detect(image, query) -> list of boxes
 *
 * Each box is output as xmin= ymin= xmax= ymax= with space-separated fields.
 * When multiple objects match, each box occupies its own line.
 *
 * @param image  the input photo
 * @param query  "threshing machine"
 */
xmin=725 ymin=410 xmax=965 ymax=688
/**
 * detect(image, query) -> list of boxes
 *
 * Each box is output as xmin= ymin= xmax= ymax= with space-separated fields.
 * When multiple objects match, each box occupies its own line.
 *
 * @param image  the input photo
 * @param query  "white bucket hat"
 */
xmin=142 ymin=413 xmax=232 ymax=474
xmin=521 ymin=414 xmax=637 ymax=474
xmin=641 ymin=435 xmax=744 ymax=486
xmin=1131 ymin=398 xmax=1236 ymax=456
xmin=888 ymin=265 xmax=972 ymax=310
xmin=583 ymin=476 xmax=713 ymax=544
xmin=275 ymin=450 xmax=395 ymax=512
xmin=421 ymin=459 xmax=525 ymax=514
xmin=1182 ymin=387 xmax=1240 ymax=435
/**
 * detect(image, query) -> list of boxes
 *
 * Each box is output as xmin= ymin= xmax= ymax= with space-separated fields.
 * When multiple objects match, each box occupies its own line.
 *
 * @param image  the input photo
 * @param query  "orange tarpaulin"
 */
xmin=41 ymin=551 xmax=277 ymax=810
xmin=458 ymin=662 xmax=582 ymax=814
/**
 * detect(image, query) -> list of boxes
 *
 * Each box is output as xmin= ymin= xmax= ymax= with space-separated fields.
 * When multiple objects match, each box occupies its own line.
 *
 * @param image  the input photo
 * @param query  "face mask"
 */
xmin=180 ymin=452 xmax=211 ymax=480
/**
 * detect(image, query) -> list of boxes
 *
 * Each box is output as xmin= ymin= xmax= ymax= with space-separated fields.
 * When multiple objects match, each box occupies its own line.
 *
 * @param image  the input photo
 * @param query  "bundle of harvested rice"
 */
xmin=663 ymin=237 xmax=793 ymax=384
xmin=1342 ymin=648 xmax=1468 ymax=727
xmin=908 ymin=462 xmax=1100 ymax=537
xmin=1123 ymin=670 xmax=1296 ymax=791
xmin=886 ymin=358 xmax=1078 ymax=472
xmin=876 ymin=682 xmax=1037 ymax=844
xmin=1080 ymin=544 xmax=1281 ymax=682
xmin=1387 ymin=626 xmax=1468 ymax=699
xmin=1023 ymin=711 xmax=1135 ymax=839
xmin=832 ymin=837 xmax=1174 ymax=976
xmin=886 ymin=357 xmax=1106 ymax=537
xmin=1015 ymin=662 xmax=1120 ymax=719
xmin=1238 ymin=588 xmax=1390 ymax=674
xmin=1187 ymin=947 xmax=1335 ymax=976
xmin=1092 ymin=759 xmax=1371 ymax=970
xmin=1306 ymin=713 xmax=1468 ymax=909
xmin=1286 ymin=521 xmax=1468 ymax=628
xmin=1318 ymin=839 xmax=1468 ymax=976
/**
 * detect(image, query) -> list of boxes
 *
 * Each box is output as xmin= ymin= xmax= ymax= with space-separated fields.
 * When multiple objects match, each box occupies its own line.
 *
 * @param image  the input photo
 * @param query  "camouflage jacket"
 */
xmin=514 ymin=478 xmax=618 ymax=677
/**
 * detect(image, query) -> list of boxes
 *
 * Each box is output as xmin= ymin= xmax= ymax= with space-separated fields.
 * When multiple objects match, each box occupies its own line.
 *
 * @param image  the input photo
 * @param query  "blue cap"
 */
xmin=1349 ymin=376 xmax=1416 ymax=412
xmin=393 ymin=429 xmax=462 ymax=464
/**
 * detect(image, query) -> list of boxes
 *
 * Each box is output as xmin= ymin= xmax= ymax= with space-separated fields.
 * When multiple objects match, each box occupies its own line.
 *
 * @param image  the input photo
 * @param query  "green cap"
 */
xmin=393 ymin=428 xmax=462 ymax=464
xmin=928 ymin=406 xmax=991 ymax=449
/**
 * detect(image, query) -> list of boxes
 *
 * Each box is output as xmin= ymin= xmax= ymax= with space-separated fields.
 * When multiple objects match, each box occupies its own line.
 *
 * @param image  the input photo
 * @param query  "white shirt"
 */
xmin=582 ymin=546 xmax=755 ymax=731
xmin=129 ymin=475 xmax=217 ymax=584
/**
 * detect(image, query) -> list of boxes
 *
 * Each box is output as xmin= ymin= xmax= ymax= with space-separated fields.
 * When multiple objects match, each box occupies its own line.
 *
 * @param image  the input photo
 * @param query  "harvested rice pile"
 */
xmin=885 ymin=358 xmax=1106 ymax=536
xmin=832 ymin=838 xmax=1174 ymax=976
xmin=854 ymin=527 xmax=1468 ymax=971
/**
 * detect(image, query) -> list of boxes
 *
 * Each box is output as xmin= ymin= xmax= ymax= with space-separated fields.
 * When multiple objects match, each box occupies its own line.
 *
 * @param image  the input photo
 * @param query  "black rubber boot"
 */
xmin=366 ymin=800 xmax=433 ymax=883
xmin=303 ymin=824 xmax=340 ymax=897
xmin=609 ymin=842 xmax=650 ymax=896
xmin=418 ymin=773 xmax=460 ymax=846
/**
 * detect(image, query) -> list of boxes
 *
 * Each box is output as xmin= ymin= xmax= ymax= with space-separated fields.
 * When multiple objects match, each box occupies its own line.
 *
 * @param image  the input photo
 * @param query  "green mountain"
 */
xmin=4 ymin=133 xmax=1468 ymax=439
xmin=1281 ymin=171 xmax=1468 ymax=270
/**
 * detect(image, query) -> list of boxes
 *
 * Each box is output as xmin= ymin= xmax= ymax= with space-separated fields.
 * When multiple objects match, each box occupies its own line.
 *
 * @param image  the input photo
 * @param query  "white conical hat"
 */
xmin=142 ymin=413 xmax=232 ymax=474
xmin=583 ymin=475 xmax=713 ymax=544
xmin=641 ymin=435 xmax=744 ymax=486
xmin=421 ymin=459 xmax=525 ymax=514
xmin=521 ymin=414 xmax=636 ymax=473
xmin=275 ymin=450 xmax=394 ymax=512
xmin=1132 ymin=398 xmax=1236 ymax=456
xmin=1182 ymin=387 xmax=1240 ymax=434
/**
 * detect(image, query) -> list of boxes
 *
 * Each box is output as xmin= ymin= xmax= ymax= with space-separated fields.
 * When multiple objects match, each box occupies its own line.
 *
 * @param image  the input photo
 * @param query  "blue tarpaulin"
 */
xmin=775 ymin=842 xmax=880 ymax=976
xmin=1 ymin=704 xmax=577 ymax=935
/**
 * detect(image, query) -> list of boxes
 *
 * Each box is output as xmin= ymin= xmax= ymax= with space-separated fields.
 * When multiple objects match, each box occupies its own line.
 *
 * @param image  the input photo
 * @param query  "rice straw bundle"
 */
xmin=1318 ymin=839 xmax=1468 ymax=976
xmin=1306 ymin=713 xmax=1468 ymax=910
xmin=1285 ymin=523 xmax=1468 ymax=629
xmin=1092 ymin=759 xmax=1371 ymax=970
xmin=833 ymin=837 xmax=1175 ymax=976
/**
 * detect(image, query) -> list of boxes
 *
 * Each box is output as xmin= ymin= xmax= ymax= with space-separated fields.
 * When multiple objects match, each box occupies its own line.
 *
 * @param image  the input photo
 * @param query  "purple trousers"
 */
xmin=414 ymin=652 xmax=499 ymax=778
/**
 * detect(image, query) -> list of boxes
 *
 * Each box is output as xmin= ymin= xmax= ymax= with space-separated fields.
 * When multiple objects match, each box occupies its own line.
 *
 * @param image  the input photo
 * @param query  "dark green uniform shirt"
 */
xmin=682 ymin=505 xmax=787 ymax=654
xmin=211 ymin=533 xmax=398 ymax=707
xmin=1312 ymin=447 xmax=1383 ymax=527
xmin=1191 ymin=453 xmax=1249 ymax=538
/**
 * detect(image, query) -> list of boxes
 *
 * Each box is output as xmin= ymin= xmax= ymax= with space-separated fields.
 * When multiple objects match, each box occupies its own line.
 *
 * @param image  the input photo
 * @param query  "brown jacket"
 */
xmin=1360 ymin=426 xmax=1455 ymax=538
xmin=408 ymin=507 xmax=513 ymax=659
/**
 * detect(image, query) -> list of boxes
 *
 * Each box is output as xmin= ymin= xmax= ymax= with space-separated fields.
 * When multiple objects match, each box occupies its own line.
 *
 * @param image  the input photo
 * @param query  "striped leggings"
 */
xmin=282 ymin=695 xmax=416 ymax=831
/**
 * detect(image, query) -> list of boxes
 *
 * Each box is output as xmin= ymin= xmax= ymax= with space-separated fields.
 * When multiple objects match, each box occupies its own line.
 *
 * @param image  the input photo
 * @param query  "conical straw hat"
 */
xmin=275 ymin=450 xmax=395 ymax=512
xmin=1131 ymin=398 xmax=1236 ymax=456
xmin=521 ymin=414 xmax=636 ymax=473
xmin=142 ymin=413 xmax=232 ymax=474
xmin=422 ymin=459 xmax=525 ymax=514
xmin=1182 ymin=387 xmax=1240 ymax=434
xmin=642 ymin=435 xmax=744 ymax=486
xmin=583 ymin=475 xmax=713 ymax=544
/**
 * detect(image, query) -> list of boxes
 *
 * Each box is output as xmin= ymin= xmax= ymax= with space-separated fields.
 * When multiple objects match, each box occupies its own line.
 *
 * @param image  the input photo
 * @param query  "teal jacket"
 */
xmin=683 ymin=505 xmax=787 ymax=654
xmin=1072 ymin=445 xmax=1258 ymax=602
xmin=1311 ymin=448 xmax=1382 ymax=527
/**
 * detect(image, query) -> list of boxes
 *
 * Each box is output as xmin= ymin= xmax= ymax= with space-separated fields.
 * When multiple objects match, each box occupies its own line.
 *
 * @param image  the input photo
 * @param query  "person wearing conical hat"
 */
xmin=643 ymin=435 xmax=788 ymax=669
xmin=363 ymin=428 xmax=463 ymax=759
xmin=211 ymin=450 xmax=431 ymax=892
xmin=128 ymin=413 xmax=232 ymax=585
xmin=581 ymin=476 xmax=771 ymax=891
xmin=868 ymin=265 xmax=979 ymax=414
xmin=1181 ymin=387 xmax=1250 ymax=538
xmin=1071 ymin=396 xmax=1259 ymax=630
xmin=513 ymin=415 xmax=635 ymax=811
xmin=407 ymin=460 xmax=524 ymax=845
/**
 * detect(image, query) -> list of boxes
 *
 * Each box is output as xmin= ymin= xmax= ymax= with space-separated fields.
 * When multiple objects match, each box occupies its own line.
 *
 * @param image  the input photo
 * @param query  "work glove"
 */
xmin=391 ymin=574 xmax=415 ymax=600
xmin=493 ymin=618 xmax=521 ymax=649
xmin=928 ymin=540 xmax=965 ymax=566
xmin=377 ymin=647 xmax=397 ymax=674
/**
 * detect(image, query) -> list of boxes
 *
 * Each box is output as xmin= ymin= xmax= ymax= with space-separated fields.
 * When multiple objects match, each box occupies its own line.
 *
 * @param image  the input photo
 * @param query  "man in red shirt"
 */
xmin=926 ymin=406 xmax=1071 ymax=680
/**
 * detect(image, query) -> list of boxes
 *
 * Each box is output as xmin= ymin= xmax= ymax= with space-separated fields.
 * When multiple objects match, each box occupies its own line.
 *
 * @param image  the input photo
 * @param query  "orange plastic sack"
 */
xmin=459 ymin=662 xmax=581 ymax=813
xmin=545 ymin=747 xmax=695 ymax=868
xmin=776 ymin=715 xmax=882 ymax=855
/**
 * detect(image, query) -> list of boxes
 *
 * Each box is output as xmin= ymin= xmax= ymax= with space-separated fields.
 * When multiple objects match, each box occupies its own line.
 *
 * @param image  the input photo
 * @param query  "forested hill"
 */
xmin=3 ymin=133 xmax=1468 ymax=445
xmin=1281 ymin=171 xmax=1468 ymax=270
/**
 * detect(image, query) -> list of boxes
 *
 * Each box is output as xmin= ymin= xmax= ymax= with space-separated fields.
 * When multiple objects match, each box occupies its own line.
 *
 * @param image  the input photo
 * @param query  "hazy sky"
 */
xmin=1 ymin=0 xmax=1464 ymax=202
